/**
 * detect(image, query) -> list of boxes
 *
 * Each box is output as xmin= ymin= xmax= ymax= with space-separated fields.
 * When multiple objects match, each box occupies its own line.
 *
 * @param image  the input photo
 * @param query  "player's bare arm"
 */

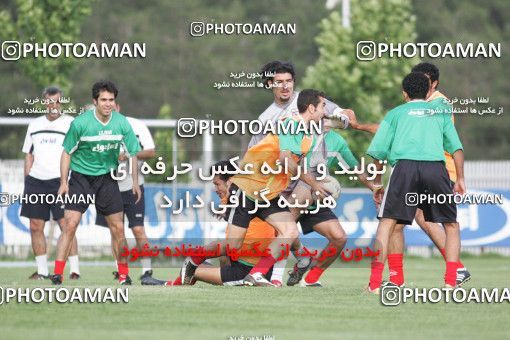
xmin=24 ymin=153 xmax=34 ymax=177
xmin=347 ymin=110 xmax=379 ymax=134
xmin=452 ymin=149 xmax=466 ymax=195
xmin=58 ymin=151 xmax=71 ymax=196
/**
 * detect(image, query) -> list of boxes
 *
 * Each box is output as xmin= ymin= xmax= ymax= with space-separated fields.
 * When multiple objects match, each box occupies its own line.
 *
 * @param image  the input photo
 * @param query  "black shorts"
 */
xmin=220 ymin=260 xmax=273 ymax=286
xmin=20 ymin=176 xmax=64 ymax=221
xmin=225 ymin=184 xmax=289 ymax=228
xmin=66 ymin=171 xmax=123 ymax=216
xmin=96 ymin=185 xmax=145 ymax=228
xmin=379 ymin=160 xmax=457 ymax=225
xmin=298 ymin=207 xmax=338 ymax=235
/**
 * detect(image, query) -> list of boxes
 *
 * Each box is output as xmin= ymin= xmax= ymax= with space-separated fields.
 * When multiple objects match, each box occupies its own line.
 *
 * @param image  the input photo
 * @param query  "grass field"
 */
xmin=0 ymin=257 xmax=509 ymax=340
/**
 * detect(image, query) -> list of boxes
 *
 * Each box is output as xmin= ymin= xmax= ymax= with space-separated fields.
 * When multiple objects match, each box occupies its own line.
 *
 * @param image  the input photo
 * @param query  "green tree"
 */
xmin=303 ymin=0 xmax=419 ymax=160
xmin=0 ymin=0 xmax=94 ymax=92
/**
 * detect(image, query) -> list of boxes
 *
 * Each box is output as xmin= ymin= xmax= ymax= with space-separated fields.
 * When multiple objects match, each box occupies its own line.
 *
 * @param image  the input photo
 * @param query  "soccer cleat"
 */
xmin=180 ymin=257 xmax=198 ymax=285
xmin=381 ymin=280 xmax=405 ymax=288
xmin=456 ymin=268 xmax=471 ymax=286
xmin=119 ymin=274 xmax=132 ymax=285
xmin=112 ymin=271 xmax=120 ymax=280
xmin=299 ymin=279 xmax=323 ymax=287
xmin=69 ymin=272 xmax=80 ymax=280
xmin=29 ymin=271 xmax=49 ymax=280
xmin=140 ymin=270 xmax=166 ymax=286
xmin=243 ymin=273 xmax=275 ymax=287
xmin=50 ymin=274 xmax=63 ymax=285
xmin=271 ymin=280 xmax=283 ymax=287
xmin=286 ymin=261 xmax=313 ymax=286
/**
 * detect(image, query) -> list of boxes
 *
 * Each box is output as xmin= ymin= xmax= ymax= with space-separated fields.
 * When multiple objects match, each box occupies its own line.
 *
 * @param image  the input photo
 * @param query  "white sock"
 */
xmin=141 ymin=258 xmax=151 ymax=274
xmin=270 ymin=258 xmax=287 ymax=282
xmin=292 ymin=244 xmax=312 ymax=269
xmin=35 ymin=254 xmax=48 ymax=276
xmin=68 ymin=255 xmax=80 ymax=274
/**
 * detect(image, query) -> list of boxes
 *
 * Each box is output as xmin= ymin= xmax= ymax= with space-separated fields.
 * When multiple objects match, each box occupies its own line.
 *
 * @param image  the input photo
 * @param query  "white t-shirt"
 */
xmin=22 ymin=114 xmax=74 ymax=180
xmin=117 ymin=117 xmax=155 ymax=192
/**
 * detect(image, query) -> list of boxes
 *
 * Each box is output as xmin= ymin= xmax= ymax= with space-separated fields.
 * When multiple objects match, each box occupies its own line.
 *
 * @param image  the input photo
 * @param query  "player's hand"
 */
xmin=133 ymin=184 xmax=142 ymax=204
xmin=454 ymin=178 xmax=466 ymax=196
xmin=311 ymin=183 xmax=329 ymax=200
xmin=118 ymin=152 xmax=127 ymax=161
xmin=58 ymin=182 xmax=69 ymax=196
xmin=343 ymin=109 xmax=358 ymax=129
xmin=372 ymin=186 xmax=384 ymax=209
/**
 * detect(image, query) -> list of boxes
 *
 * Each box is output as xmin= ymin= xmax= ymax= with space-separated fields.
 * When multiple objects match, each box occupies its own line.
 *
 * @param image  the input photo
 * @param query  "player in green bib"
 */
xmin=365 ymin=72 xmax=465 ymax=292
xmin=51 ymin=80 xmax=141 ymax=285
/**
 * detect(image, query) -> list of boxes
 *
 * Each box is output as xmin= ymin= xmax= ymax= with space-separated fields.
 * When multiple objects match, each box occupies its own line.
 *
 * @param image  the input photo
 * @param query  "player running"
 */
xmin=167 ymin=160 xmax=276 ymax=286
xmin=277 ymin=129 xmax=382 ymax=287
xmin=50 ymin=80 xmax=141 ymax=285
xmin=21 ymin=86 xmax=80 ymax=280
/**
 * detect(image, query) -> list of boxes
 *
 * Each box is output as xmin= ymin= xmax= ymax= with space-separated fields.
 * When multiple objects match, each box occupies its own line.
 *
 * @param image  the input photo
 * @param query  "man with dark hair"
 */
xmin=50 ymin=80 xmax=141 ymax=285
xmin=21 ymin=86 xmax=80 ymax=280
xmin=412 ymin=62 xmax=439 ymax=84
xmin=348 ymin=62 xmax=471 ymax=287
xmin=250 ymin=60 xmax=362 ymax=286
xmin=180 ymin=89 xmax=329 ymax=286
xmin=366 ymin=72 xmax=465 ymax=293
xmin=95 ymin=102 xmax=165 ymax=285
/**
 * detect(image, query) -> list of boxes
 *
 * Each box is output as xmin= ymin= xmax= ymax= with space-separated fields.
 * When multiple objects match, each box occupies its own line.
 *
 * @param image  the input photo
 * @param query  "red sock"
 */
xmin=191 ymin=256 xmax=206 ymax=266
xmin=388 ymin=253 xmax=404 ymax=286
xmin=54 ymin=260 xmax=66 ymax=276
xmin=117 ymin=262 xmax=129 ymax=276
xmin=304 ymin=266 xmax=325 ymax=284
xmin=173 ymin=276 xmax=182 ymax=285
xmin=249 ymin=254 xmax=277 ymax=276
xmin=440 ymin=248 xmax=464 ymax=267
xmin=369 ymin=261 xmax=384 ymax=290
xmin=445 ymin=261 xmax=459 ymax=286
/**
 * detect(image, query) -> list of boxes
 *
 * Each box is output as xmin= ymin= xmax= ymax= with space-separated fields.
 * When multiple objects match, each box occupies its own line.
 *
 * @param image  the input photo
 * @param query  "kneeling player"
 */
xmin=169 ymin=162 xmax=276 ymax=286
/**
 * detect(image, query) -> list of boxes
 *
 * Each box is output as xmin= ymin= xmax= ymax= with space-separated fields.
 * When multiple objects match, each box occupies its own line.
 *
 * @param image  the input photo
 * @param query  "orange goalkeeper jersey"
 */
xmin=230 ymin=116 xmax=314 ymax=201
xmin=428 ymin=90 xmax=457 ymax=182
xmin=225 ymin=218 xmax=275 ymax=266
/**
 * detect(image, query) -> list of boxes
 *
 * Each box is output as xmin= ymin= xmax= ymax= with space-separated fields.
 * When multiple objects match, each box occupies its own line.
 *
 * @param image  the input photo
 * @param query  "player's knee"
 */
xmin=394 ymin=224 xmax=404 ymax=232
xmin=281 ymin=223 xmax=299 ymax=240
xmin=334 ymin=232 xmax=347 ymax=248
xmin=131 ymin=226 xmax=146 ymax=240
xmin=327 ymin=228 xmax=347 ymax=248
xmin=63 ymin=218 xmax=79 ymax=232
xmin=29 ymin=220 xmax=45 ymax=232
